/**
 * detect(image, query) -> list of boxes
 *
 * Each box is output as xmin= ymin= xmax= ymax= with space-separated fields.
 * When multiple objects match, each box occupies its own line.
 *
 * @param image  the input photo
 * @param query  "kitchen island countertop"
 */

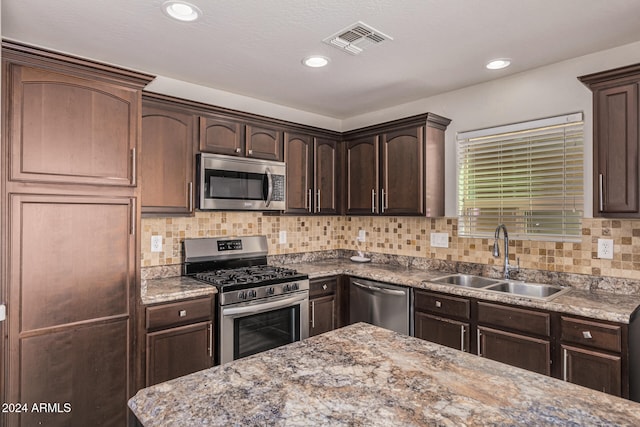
xmin=129 ymin=322 xmax=640 ymax=426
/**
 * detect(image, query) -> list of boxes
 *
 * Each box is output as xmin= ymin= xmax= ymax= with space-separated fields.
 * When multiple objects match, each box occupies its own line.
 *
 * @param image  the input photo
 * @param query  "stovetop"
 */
xmin=194 ymin=265 xmax=307 ymax=290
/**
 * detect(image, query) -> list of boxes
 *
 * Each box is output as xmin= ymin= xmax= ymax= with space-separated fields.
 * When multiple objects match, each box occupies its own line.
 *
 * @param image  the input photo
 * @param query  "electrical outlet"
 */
xmin=430 ymin=232 xmax=449 ymax=248
xmin=151 ymin=235 xmax=163 ymax=253
xmin=597 ymin=238 xmax=614 ymax=259
xmin=357 ymin=229 xmax=366 ymax=242
xmin=279 ymin=230 xmax=287 ymax=244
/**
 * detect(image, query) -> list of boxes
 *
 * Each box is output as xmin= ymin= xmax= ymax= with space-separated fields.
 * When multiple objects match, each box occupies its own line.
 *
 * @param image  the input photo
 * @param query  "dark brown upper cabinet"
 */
xmin=285 ymin=132 xmax=340 ymax=214
xmin=141 ymin=97 xmax=196 ymax=215
xmin=344 ymin=113 xmax=450 ymax=216
xmin=580 ymin=63 xmax=640 ymax=217
xmin=199 ymin=114 xmax=245 ymax=156
xmin=6 ymin=61 xmax=142 ymax=187
xmin=246 ymin=124 xmax=283 ymax=161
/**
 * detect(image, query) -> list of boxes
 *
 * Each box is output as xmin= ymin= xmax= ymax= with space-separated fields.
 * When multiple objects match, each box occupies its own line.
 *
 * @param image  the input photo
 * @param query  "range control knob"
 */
xmin=283 ymin=284 xmax=291 ymax=292
xmin=292 ymin=283 xmax=299 ymax=291
xmin=247 ymin=289 xmax=257 ymax=298
xmin=266 ymin=287 xmax=276 ymax=295
xmin=237 ymin=291 xmax=247 ymax=300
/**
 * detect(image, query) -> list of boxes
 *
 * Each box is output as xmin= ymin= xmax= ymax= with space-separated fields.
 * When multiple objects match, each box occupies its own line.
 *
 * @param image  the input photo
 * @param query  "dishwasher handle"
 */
xmin=352 ymin=281 xmax=407 ymax=296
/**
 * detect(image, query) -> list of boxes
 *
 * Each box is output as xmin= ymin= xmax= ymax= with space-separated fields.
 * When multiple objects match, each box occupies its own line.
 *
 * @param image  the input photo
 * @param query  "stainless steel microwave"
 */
xmin=196 ymin=153 xmax=286 ymax=211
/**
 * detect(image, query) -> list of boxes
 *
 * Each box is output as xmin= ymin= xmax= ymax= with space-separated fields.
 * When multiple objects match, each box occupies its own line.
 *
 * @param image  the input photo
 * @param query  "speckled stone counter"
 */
xmin=129 ymin=322 xmax=640 ymax=426
xmin=141 ymin=276 xmax=217 ymax=305
xmin=291 ymin=259 xmax=640 ymax=323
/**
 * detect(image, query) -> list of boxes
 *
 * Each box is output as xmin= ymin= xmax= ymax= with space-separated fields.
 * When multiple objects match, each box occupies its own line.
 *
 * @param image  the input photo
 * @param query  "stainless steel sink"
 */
xmin=429 ymin=274 xmax=570 ymax=301
xmin=484 ymin=281 xmax=570 ymax=300
xmin=431 ymin=274 xmax=502 ymax=288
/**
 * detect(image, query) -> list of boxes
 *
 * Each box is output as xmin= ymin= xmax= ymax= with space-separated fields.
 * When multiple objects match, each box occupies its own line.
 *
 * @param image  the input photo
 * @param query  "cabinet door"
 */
xmin=8 ymin=64 xmax=139 ymax=186
xmin=199 ymin=115 xmax=244 ymax=156
xmin=146 ymin=321 xmax=213 ymax=386
xmin=380 ymin=126 xmax=424 ymax=215
xmin=246 ymin=124 xmax=283 ymax=161
xmin=6 ymin=194 xmax=135 ymax=426
xmin=415 ymin=312 xmax=469 ymax=352
xmin=314 ymin=138 xmax=340 ymax=214
xmin=141 ymin=103 xmax=195 ymax=215
xmin=284 ymin=132 xmax=313 ymax=214
xmin=594 ymin=83 xmax=639 ymax=215
xmin=562 ymin=344 xmax=622 ymax=396
xmin=478 ymin=326 xmax=551 ymax=376
xmin=345 ymin=136 xmax=379 ymax=214
xmin=310 ymin=295 xmax=336 ymax=337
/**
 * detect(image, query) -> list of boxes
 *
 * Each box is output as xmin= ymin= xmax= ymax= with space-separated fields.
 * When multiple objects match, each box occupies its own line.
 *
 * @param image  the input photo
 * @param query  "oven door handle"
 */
xmin=222 ymin=293 xmax=308 ymax=317
xmin=264 ymin=167 xmax=274 ymax=207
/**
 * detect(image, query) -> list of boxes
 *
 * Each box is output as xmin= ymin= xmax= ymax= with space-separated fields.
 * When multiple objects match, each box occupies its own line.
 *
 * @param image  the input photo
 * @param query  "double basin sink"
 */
xmin=430 ymin=274 xmax=570 ymax=301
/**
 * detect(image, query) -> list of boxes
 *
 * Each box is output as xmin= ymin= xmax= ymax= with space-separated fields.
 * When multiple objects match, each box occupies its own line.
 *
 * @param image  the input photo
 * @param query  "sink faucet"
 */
xmin=492 ymin=224 xmax=519 ymax=279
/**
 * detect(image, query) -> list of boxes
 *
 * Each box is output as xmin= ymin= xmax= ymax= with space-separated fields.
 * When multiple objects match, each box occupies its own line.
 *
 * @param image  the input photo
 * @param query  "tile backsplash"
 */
xmin=142 ymin=213 xmax=640 ymax=281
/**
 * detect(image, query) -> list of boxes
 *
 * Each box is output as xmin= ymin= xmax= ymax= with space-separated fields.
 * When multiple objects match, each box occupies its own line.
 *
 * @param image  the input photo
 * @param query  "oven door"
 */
xmin=219 ymin=291 xmax=309 ymax=364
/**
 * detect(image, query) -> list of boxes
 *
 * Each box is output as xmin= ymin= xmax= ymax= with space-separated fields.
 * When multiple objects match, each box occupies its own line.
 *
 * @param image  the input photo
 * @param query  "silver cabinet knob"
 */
xmin=248 ymin=149 xmax=253 ymax=155
xmin=179 ymin=310 xmax=187 ymax=317
xmin=322 ymin=284 xmax=328 ymax=290
xmin=582 ymin=331 xmax=593 ymax=339
xmin=235 ymin=147 xmax=241 ymax=153
xmin=435 ymin=301 xmax=442 ymax=308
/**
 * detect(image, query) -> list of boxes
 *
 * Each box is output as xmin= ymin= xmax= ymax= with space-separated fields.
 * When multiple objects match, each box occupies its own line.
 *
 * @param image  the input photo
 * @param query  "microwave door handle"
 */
xmin=264 ymin=167 xmax=274 ymax=207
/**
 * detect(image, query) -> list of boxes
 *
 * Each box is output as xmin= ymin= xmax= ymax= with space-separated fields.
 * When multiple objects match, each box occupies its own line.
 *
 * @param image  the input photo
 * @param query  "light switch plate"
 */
xmin=597 ymin=238 xmax=614 ymax=259
xmin=279 ymin=230 xmax=287 ymax=244
xmin=151 ymin=235 xmax=163 ymax=252
xmin=430 ymin=232 xmax=449 ymax=248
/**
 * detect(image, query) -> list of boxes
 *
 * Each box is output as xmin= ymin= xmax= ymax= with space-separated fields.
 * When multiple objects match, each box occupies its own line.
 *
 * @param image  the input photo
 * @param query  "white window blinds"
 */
xmin=457 ymin=113 xmax=584 ymax=240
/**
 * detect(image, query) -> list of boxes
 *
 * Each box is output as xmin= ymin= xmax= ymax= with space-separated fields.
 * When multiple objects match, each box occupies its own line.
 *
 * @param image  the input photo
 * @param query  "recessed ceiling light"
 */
xmin=486 ymin=58 xmax=511 ymax=70
xmin=163 ymin=1 xmax=202 ymax=22
xmin=302 ymin=56 xmax=330 ymax=68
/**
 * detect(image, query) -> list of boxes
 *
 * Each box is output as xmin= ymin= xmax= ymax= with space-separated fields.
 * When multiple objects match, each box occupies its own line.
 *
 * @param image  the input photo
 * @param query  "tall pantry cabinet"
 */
xmin=0 ymin=42 xmax=153 ymax=426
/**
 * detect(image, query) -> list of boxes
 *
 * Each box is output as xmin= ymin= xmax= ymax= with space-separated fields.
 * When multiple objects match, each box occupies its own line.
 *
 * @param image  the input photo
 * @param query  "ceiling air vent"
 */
xmin=323 ymin=21 xmax=393 ymax=56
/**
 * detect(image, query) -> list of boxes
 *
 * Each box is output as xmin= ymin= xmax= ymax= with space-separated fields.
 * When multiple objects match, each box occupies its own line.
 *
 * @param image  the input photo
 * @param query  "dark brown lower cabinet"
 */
xmin=478 ymin=326 xmax=551 ymax=376
xmin=415 ymin=312 xmax=469 ymax=351
xmin=145 ymin=296 xmax=214 ymax=386
xmin=562 ymin=344 xmax=622 ymax=396
xmin=309 ymin=277 xmax=338 ymax=336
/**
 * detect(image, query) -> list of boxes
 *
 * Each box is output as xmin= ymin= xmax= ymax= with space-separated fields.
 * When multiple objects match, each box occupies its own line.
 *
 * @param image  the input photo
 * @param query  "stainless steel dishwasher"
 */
xmin=349 ymin=277 xmax=412 ymax=335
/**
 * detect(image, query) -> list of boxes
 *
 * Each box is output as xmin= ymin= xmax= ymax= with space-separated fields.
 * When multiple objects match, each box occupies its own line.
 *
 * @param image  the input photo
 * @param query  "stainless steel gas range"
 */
xmin=183 ymin=236 xmax=309 ymax=365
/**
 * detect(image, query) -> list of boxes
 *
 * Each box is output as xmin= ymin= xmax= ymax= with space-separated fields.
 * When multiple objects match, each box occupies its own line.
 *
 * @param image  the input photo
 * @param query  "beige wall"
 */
xmin=142 ymin=214 xmax=640 ymax=281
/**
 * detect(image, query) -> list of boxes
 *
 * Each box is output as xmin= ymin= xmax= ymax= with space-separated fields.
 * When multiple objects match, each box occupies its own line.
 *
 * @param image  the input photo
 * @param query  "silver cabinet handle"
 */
xmin=208 ymin=323 xmax=213 ymax=358
xmin=311 ymin=300 xmax=316 ymax=328
xmin=460 ymin=325 xmax=466 ymax=352
xmin=381 ymin=188 xmax=387 ymax=213
xmin=477 ymin=329 xmax=482 ymax=356
xmin=316 ymin=189 xmax=321 ymax=213
xmin=352 ymin=281 xmax=406 ymax=296
xmin=131 ymin=147 xmax=137 ymax=185
xmin=371 ymin=189 xmax=376 ymax=213
xmin=130 ymin=201 xmax=135 ymax=236
xmin=307 ymin=189 xmax=312 ymax=212
xmin=598 ymin=173 xmax=604 ymax=212
xmin=563 ymin=348 xmax=568 ymax=381
xmin=188 ymin=182 xmax=193 ymax=212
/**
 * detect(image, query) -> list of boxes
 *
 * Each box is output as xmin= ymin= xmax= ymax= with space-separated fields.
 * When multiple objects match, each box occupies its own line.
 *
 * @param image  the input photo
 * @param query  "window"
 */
xmin=457 ymin=113 xmax=583 ymax=240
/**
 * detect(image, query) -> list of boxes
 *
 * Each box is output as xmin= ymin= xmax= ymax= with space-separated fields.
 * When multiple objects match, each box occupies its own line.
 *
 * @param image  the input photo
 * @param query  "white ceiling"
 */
xmin=3 ymin=0 xmax=640 ymax=120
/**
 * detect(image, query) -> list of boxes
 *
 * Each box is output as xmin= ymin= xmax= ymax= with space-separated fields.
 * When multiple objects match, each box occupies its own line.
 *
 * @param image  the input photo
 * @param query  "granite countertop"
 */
xmin=292 ymin=259 xmax=640 ymax=324
xmin=141 ymin=276 xmax=217 ymax=305
xmin=129 ymin=322 xmax=640 ymax=426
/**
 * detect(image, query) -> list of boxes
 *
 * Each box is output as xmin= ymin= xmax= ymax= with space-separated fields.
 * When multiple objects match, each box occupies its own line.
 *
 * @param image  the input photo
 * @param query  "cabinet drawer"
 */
xmin=561 ymin=317 xmax=622 ymax=353
xmin=310 ymin=277 xmax=337 ymax=298
xmin=414 ymin=291 xmax=470 ymax=320
xmin=146 ymin=297 xmax=213 ymax=330
xmin=478 ymin=302 xmax=550 ymax=337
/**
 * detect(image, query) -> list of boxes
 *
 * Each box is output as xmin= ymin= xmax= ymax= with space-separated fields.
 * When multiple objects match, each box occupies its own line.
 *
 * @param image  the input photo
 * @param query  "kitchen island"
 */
xmin=129 ymin=323 xmax=640 ymax=426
